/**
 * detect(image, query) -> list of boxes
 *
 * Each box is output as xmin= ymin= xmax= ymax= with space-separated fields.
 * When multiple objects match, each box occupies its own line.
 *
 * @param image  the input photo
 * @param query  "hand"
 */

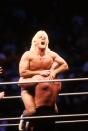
xmin=39 ymin=70 xmax=51 ymax=77
xmin=0 ymin=91 xmax=5 ymax=99
xmin=48 ymin=70 xmax=56 ymax=80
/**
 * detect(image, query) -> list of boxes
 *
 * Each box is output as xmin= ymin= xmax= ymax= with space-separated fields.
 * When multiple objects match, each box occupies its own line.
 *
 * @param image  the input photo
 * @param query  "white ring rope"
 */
xmin=1 ymin=119 xmax=88 ymax=127
xmin=0 ymin=77 xmax=88 ymax=85
xmin=55 ymin=119 xmax=88 ymax=124
xmin=0 ymin=78 xmax=87 ymax=127
xmin=0 ymin=119 xmax=88 ymax=127
xmin=59 ymin=92 xmax=88 ymax=96
xmin=3 ymin=91 xmax=88 ymax=99
xmin=0 ymin=113 xmax=88 ymax=121
xmin=3 ymin=96 xmax=21 ymax=99
xmin=0 ymin=124 xmax=18 ymax=127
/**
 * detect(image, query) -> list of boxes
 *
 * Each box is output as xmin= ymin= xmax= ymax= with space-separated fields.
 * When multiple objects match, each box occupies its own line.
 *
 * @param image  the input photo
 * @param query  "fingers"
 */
xmin=48 ymin=75 xmax=54 ymax=80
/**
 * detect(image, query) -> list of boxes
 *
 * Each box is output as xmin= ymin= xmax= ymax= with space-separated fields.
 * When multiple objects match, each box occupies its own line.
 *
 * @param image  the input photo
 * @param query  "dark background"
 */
xmin=0 ymin=0 xmax=88 ymax=130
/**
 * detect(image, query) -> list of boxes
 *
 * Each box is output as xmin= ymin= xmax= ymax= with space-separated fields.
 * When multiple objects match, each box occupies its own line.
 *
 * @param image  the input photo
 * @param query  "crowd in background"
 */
xmin=0 ymin=0 xmax=88 ymax=130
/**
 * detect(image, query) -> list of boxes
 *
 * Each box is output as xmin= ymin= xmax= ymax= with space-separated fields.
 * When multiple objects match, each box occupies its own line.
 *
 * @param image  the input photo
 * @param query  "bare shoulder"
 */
xmin=19 ymin=51 xmax=32 ymax=62
xmin=22 ymin=51 xmax=31 ymax=56
xmin=48 ymin=50 xmax=60 ymax=58
xmin=21 ymin=51 xmax=32 ymax=58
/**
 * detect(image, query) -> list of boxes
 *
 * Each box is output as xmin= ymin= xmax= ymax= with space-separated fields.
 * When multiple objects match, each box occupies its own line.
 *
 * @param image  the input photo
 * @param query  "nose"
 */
xmin=42 ymin=36 xmax=46 ymax=40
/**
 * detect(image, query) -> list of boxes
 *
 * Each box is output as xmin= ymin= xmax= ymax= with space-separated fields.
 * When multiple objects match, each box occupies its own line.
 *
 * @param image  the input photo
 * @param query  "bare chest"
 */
xmin=30 ymin=55 xmax=53 ymax=70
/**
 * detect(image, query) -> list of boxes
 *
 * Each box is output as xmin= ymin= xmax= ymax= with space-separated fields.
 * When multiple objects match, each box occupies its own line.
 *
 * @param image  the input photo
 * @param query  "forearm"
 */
xmin=19 ymin=70 xmax=41 ymax=78
xmin=54 ymin=63 xmax=69 ymax=75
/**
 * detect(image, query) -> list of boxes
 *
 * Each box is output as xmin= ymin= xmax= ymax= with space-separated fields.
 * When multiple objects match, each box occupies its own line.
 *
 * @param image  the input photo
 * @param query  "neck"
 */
xmin=37 ymin=48 xmax=46 ymax=56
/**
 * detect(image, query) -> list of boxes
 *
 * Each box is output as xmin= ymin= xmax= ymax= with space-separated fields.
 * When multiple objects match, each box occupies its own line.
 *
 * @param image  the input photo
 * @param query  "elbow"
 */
xmin=66 ymin=65 xmax=69 ymax=71
xmin=19 ymin=71 xmax=26 ymax=77
xmin=64 ymin=63 xmax=69 ymax=71
xmin=20 ymin=73 xmax=24 ymax=77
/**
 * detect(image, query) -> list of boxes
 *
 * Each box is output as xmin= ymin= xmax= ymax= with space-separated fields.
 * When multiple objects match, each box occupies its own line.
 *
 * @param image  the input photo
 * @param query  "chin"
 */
xmin=41 ymin=47 xmax=46 ymax=50
xmin=40 ymin=46 xmax=46 ymax=49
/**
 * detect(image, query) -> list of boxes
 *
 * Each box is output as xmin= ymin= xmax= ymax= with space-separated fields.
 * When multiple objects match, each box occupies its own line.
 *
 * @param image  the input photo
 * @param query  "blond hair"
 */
xmin=30 ymin=30 xmax=50 ymax=52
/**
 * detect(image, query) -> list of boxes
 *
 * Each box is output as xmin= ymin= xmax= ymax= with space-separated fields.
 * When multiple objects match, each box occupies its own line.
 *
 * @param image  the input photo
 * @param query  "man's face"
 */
xmin=36 ymin=32 xmax=47 ymax=49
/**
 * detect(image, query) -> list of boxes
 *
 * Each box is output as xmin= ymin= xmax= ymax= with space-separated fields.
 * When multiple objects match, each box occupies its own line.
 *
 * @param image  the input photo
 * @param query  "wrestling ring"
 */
xmin=0 ymin=77 xmax=88 ymax=129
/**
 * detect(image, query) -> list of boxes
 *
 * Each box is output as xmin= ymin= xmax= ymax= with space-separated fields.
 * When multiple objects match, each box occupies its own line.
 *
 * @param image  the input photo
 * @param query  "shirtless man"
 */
xmin=18 ymin=30 xmax=69 ymax=131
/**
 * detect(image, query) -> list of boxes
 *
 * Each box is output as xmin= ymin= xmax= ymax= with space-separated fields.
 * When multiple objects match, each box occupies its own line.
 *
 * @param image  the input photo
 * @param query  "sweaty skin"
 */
xmin=18 ymin=30 xmax=68 ymax=116
xmin=35 ymin=82 xmax=61 ymax=108
xmin=19 ymin=50 xmax=66 ymax=114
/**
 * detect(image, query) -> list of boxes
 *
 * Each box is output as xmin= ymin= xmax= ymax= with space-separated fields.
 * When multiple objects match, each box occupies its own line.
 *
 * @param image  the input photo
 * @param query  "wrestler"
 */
xmin=18 ymin=30 xmax=69 ymax=131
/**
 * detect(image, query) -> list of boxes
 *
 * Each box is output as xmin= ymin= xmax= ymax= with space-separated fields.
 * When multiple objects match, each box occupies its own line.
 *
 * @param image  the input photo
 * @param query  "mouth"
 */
xmin=41 ymin=42 xmax=45 ymax=45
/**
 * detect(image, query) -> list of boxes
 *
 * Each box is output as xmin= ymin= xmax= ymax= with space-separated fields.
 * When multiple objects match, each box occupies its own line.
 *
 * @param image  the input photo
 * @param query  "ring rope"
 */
xmin=0 ymin=78 xmax=87 ymax=127
xmin=0 ymin=78 xmax=88 ymax=127
xmin=0 ymin=113 xmax=88 ymax=121
xmin=0 ymin=119 xmax=88 ymax=127
xmin=3 ymin=91 xmax=88 ymax=99
xmin=3 ymin=96 xmax=21 ymax=99
xmin=55 ymin=119 xmax=88 ymax=124
xmin=0 ymin=124 xmax=18 ymax=127
xmin=0 ymin=77 xmax=88 ymax=85
xmin=59 ymin=92 xmax=88 ymax=96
